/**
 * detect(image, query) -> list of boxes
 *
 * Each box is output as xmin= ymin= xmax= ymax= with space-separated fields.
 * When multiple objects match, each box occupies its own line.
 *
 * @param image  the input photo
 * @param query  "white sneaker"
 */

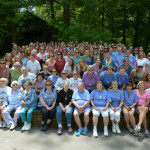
xmin=26 ymin=123 xmax=31 ymax=131
xmin=10 ymin=122 xmax=17 ymax=130
xmin=116 ymin=125 xmax=121 ymax=134
xmin=112 ymin=124 xmax=116 ymax=133
xmin=2 ymin=121 xmax=7 ymax=128
xmin=136 ymin=124 xmax=141 ymax=132
xmin=104 ymin=127 xmax=109 ymax=136
xmin=93 ymin=129 xmax=98 ymax=138
xmin=0 ymin=122 xmax=2 ymax=128
xmin=7 ymin=124 xmax=11 ymax=129
xmin=21 ymin=122 xmax=28 ymax=131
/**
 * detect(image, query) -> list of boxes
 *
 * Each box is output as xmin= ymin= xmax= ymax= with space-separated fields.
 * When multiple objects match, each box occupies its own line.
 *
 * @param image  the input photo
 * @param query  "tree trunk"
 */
xmin=11 ymin=24 xmax=17 ymax=44
xmin=102 ymin=0 xmax=105 ymax=31
xmin=51 ymin=0 xmax=54 ymax=20
xmin=63 ymin=0 xmax=70 ymax=27
xmin=122 ymin=0 xmax=126 ymax=44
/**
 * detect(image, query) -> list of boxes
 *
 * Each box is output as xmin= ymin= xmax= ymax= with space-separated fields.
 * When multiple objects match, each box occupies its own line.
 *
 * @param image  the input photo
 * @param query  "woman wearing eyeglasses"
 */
xmin=20 ymin=81 xmax=37 ymax=131
xmin=38 ymin=80 xmax=57 ymax=131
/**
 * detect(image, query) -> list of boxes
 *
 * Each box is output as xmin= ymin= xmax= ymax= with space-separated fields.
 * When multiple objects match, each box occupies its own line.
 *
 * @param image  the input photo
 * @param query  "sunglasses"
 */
xmin=138 ymin=66 xmax=143 ymax=68
xmin=61 ymin=73 xmax=67 ymax=75
xmin=76 ymin=52 xmax=79 ymax=53
xmin=46 ymin=84 xmax=52 ymax=86
xmin=73 ymin=74 xmax=77 ymax=75
xmin=57 ymin=54 xmax=61 ymax=55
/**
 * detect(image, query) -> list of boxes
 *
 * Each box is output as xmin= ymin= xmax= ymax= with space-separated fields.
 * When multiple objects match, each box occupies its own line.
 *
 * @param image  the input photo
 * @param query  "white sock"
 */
xmin=93 ymin=126 xmax=97 ymax=130
xmin=104 ymin=126 xmax=107 ymax=129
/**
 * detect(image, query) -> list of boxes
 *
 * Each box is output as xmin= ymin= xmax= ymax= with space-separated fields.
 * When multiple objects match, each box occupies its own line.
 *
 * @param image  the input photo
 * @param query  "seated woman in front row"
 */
xmin=91 ymin=81 xmax=111 ymax=137
xmin=20 ymin=81 xmax=37 ymax=131
xmin=72 ymin=82 xmax=90 ymax=136
xmin=38 ymin=80 xmax=57 ymax=131
xmin=56 ymin=82 xmax=74 ymax=135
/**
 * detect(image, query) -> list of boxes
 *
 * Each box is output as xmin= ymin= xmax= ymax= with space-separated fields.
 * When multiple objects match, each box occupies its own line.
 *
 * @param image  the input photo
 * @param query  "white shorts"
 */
xmin=92 ymin=107 xmax=109 ymax=117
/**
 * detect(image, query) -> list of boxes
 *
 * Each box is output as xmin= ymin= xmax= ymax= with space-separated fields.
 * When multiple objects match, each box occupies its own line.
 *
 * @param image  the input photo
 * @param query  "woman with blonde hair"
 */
xmin=4 ymin=53 xmax=13 ymax=68
xmin=13 ymin=55 xmax=23 ymax=67
xmin=78 ymin=59 xmax=88 ymax=78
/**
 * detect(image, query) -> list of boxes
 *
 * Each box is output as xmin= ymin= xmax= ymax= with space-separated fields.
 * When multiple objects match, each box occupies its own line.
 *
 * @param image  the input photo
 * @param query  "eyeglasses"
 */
xmin=46 ymin=84 xmax=52 ymax=86
xmin=88 ymin=69 xmax=93 ymax=71
xmin=138 ymin=66 xmax=143 ymax=68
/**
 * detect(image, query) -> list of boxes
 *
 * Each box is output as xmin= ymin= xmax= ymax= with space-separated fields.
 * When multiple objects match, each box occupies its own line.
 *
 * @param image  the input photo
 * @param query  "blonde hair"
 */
xmin=0 ymin=78 xmax=8 ymax=84
xmin=112 ymin=81 xmax=118 ymax=86
xmin=137 ymin=81 xmax=146 ymax=89
xmin=78 ymin=59 xmax=88 ymax=72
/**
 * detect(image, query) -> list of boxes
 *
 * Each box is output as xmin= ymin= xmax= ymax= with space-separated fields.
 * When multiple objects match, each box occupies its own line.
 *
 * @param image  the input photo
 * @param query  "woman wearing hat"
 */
xmin=20 ymin=80 xmax=37 ymax=131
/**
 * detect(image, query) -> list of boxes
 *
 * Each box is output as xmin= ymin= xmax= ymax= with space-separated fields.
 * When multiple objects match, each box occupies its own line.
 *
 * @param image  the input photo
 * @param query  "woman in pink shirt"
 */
xmin=144 ymin=73 xmax=150 ymax=89
xmin=134 ymin=81 xmax=150 ymax=137
xmin=46 ymin=54 xmax=56 ymax=72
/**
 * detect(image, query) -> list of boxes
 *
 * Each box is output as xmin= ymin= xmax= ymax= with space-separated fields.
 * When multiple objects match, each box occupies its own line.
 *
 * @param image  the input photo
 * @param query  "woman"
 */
xmin=64 ymin=51 xmax=72 ymax=63
xmin=82 ymin=65 xmax=99 ymax=92
xmin=100 ymin=66 xmax=116 ymax=90
xmin=84 ymin=50 xmax=92 ymax=66
xmin=108 ymin=81 xmax=124 ymax=134
xmin=39 ymin=65 xmax=51 ymax=80
xmin=64 ymin=58 xmax=75 ymax=77
xmin=20 ymin=51 xmax=28 ymax=67
xmin=93 ymin=58 xmax=103 ymax=76
xmin=39 ymin=55 xmax=46 ymax=71
xmin=102 ymin=52 xmax=115 ymax=71
xmin=123 ymin=83 xmax=138 ymax=135
xmin=78 ymin=59 xmax=88 ymax=78
xmin=72 ymin=82 xmax=90 ymax=136
xmin=126 ymin=50 xmax=136 ymax=69
xmin=133 ymin=48 xmax=139 ymax=60
xmin=55 ymin=70 xmax=69 ymax=92
xmin=55 ymin=52 xmax=65 ymax=74
xmin=45 ymin=54 xmax=56 ymax=72
xmin=25 ymin=48 xmax=31 ymax=59
xmin=0 ymin=78 xmax=11 ymax=128
xmin=91 ymin=81 xmax=111 ymax=137
xmin=131 ymin=63 xmax=146 ymax=88
xmin=99 ymin=50 xmax=104 ymax=62
xmin=20 ymin=81 xmax=37 ymax=131
xmin=116 ymin=67 xmax=129 ymax=90
xmin=38 ymin=80 xmax=57 ymax=131
xmin=134 ymin=81 xmax=150 ymax=137
xmin=79 ymin=47 xmax=85 ymax=56
xmin=92 ymin=52 xmax=98 ymax=64
xmin=145 ymin=52 xmax=150 ymax=73
xmin=4 ymin=53 xmax=13 ymax=68
xmin=56 ymin=82 xmax=74 ymax=135
xmin=47 ymin=69 xmax=60 ymax=84
xmin=13 ymin=55 xmax=23 ymax=67
xmin=144 ymin=73 xmax=150 ymax=89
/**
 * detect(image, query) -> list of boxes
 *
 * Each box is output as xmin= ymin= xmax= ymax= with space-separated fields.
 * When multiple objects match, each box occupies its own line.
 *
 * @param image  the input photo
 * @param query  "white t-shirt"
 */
xmin=26 ymin=60 xmax=41 ymax=74
xmin=64 ymin=62 xmax=75 ymax=75
xmin=69 ymin=78 xmax=82 ymax=90
xmin=55 ymin=78 xmax=70 ymax=90
xmin=146 ymin=60 xmax=150 ymax=73
xmin=137 ymin=58 xmax=148 ymax=70
xmin=18 ymin=73 xmax=36 ymax=86
xmin=37 ymin=53 xmax=43 ymax=60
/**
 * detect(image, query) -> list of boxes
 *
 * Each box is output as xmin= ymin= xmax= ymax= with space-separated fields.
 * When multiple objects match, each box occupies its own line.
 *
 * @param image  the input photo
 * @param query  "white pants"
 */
xmin=3 ymin=105 xmax=22 ymax=125
xmin=109 ymin=108 xmax=121 ymax=122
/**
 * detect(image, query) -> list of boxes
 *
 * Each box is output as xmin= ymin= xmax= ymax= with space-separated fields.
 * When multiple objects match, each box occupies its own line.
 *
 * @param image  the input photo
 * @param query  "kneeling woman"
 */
xmin=108 ymin=81 xmax=124 ymax=134
xmin=91 ymin=81 xmax=111 ymax=137
xmin=123 ymin=83 xmax=138 ymax=135
xmin=56 ymin=82 xmax=74 ymax=135
xmin=72 ymin=82 xmax=90 ymax=136
xmin=20 ymin=81 xmax=37 ymax=131
xmin=38 ymin=80 xmax=57 ymax=131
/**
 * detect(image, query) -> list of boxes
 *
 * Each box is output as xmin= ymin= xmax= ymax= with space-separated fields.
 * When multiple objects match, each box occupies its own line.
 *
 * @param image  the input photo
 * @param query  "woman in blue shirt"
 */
xmin=72 ymin=82 xmax=90 ymax=136
xmin=38 ymin=80 xmax=57 ymax=131
xmin=84 ymin=50 xmax=92 ymax=66
xmin=126 ymin=50 xmax=136 ymax=69
xmin=116 ymin=67 xmax=129 ymax=90
xmin=108 ymin=81 xmax=124 ymax=134
xmin=123 ymin=82 xmax=138 ymax=135
xmin=100 ymin=66 xmax=116 ymax=90
xmin=20 ymin=81 xmax=37 ymax=131
xmin=91 ymin=81 xmax=111 ymax=137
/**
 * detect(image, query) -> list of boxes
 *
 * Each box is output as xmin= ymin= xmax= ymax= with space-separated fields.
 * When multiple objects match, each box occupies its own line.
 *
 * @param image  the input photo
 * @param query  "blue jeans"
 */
xmin=20 ymin=106 xmax=37 ymax=124
xmin=56 ymin=105 xmax=73 ymax=125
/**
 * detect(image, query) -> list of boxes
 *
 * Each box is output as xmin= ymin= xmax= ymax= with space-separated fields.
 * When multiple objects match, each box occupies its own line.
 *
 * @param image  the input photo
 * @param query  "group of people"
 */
xmin=0 ymin=41 xmax=150 ymax=138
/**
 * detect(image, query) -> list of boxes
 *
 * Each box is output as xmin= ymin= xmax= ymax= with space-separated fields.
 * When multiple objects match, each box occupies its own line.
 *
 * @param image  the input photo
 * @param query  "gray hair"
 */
xmin=11 ymin=81 xmax=19 ymax=87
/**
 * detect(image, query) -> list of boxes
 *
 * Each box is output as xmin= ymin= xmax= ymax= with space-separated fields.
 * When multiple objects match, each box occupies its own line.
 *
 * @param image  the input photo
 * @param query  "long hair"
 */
xmin=68 ymin=58 xmax=75 ymax=71
xmin=78 ymin=59 xmax=88 ymax=72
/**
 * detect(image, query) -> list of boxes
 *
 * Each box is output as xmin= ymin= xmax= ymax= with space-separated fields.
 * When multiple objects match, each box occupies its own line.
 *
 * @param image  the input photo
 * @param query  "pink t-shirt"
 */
xmin=45 ymin=59 xmax=56 ymax=72
xmin=134 ymin=89 xmax=150 ymax=105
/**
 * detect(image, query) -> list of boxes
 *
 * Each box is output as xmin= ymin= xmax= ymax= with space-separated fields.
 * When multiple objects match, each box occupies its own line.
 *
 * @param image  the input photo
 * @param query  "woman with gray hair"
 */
xmin=82 ymin=65 xmax=99 ymax=93
xmin=3 ymin=81 xmax=23 ymax=130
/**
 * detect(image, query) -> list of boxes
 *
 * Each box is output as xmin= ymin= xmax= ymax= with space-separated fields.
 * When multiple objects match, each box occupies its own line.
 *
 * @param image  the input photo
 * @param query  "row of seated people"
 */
xmin=0 ymin=77 xmax=150 ymax=138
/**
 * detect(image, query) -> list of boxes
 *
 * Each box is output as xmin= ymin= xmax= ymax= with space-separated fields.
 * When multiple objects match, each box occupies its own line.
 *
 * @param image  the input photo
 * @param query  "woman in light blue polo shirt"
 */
xmin=123 ymin=82 xmax=138 ymax=135
xmin=38 ymin=80 xmax=57 ymax=131
xmin=72 ymin=82 xmax=90 ymax=136
xmin=20 ymin=81 xmax=37 ymax=131
xmin=108 ymin=81 xmax=124 ymax=134
xmin=91 ymin=81 xmax=111 ymax=137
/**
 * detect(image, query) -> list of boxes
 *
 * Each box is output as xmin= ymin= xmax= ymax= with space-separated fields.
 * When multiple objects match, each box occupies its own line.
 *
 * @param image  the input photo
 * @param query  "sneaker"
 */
xmin=0 ymin=122 xmax=3 ymax=128
xmin=144 ymin=130 xmax=150 ymax=138
xmin=43 ymin=123 xmax=48 ymax=131
xmin=2 ymin=121 xmax=7 ymax=128
xmin=7 ymin=124 xmax=11 ymax=129
xmin=134 ymin=129 xmax=139 ymax=137
xmin=68 ymin=126 xmax=73 ymax=133
xmin=57 ymin=127 xmax=62 ymax=135
xmin=127 ymin=126 xmax=134 ymax=133
xmin=112 ymin=124 xmax=116 ymax=133
xmin=136 ymin=124 xmax=141 ymax=132
xmin=82 ymin=127 xmax=88 ymax=135
xmin=22 ymin=122 xmax=28 ymax=131
xmin=76 ymin=129 xmax=83 ymax=136
xmin=40 ymin=124 xmax=45 ymax=131
xmin=93 ymin=129 xmax=98 ymax=138
xmin=104 ymin=127 xmax=109 ymax=137
xmin=116 ymin=125 xmax=121 ymax=134
xmin=10 ymin=122 xmax=17 ymax=130
xmin=26 ymin=123 xmax=31 ymax=131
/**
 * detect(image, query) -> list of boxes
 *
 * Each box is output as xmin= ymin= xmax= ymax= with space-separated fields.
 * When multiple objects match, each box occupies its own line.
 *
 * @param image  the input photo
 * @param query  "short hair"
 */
xmin=112 ymin=81 xmax=118 ymax=86
xmin=119 ymin=66 xmax=126 ymax=71
xmin=106 ymin=66 xmax=113 ymax=71
xmin=88 ymin=65 xmax=94 ymax=70
xmin=45 ymin=79 xmax=54 ymax=87
xmin=21 ymin=67 xmax=27 ymax=71
xmin=96 ymin=81 xmax=103 ymax=87
xmin=123 ymin=58 xmax=129 ymax=62
xmin=125 ymin=82 xmax=133 ymax=89
xmin=77 ymin=82 xmax=85 ymax=87
xmin=14 ymin=62 xmax=21 ymax=66
xmin=30 ymin=54 xmax=35 ymax=58
xmin=0 ymin=78 xmax=8 ymax=84
xmin=11 ymin=81 xmax=19 ymax=87
xmin=137 ymin=81 xmax=146 ymax=89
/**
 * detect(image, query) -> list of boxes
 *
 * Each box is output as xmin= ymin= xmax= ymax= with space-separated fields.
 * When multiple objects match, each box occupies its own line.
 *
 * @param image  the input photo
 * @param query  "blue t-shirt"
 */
xmin=123 ymin=90 xmax=138 ymax=106
xmin=84 ymin=56 xmax=92 ymax=66
xmin=115 ymin=53 xmax=125 ymax=67
xmin=115 ymin=72 xmax=129 ymax=90
xmin=102 ymin=59 xmax=115 ymax=71
xmin=90 ymin=89 xmax=111 ymax=107
xmin=22 ymin=57 xmax=28 ymax=67
xmin=47 ymin=75 xmax=60 ymax=84
xmin=99 ymin=71 xmax=116 ymax=89
xmin=108 ymin=89 xmax=124 ymax=107
xmin=72 ymin=89 xmax=90 ymax=110
xmin=127 ymin=56 xmax=136 ymax=69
